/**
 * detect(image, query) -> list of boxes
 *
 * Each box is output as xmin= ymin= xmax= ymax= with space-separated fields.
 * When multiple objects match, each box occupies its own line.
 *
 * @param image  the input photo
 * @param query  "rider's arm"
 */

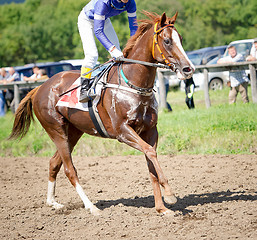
xmin=127 ymin=0 xmax=138 ymax=36
xmin=93 ymin=1 xmax=114 ymax=51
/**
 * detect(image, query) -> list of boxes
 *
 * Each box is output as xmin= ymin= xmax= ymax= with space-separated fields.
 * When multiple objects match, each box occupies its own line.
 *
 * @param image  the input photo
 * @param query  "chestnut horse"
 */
xmin=10 ymin=12 xmax=194 ymax=215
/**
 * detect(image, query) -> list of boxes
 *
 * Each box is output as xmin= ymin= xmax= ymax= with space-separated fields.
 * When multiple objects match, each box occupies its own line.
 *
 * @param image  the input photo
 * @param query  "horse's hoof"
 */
xmin=54 ymin=203 xmax=65 ymax=209
xmin=160 ymin=209 xmax=174 ymax=216
xmin=47 ymin=200 xmax=64 ymax=209
xmin=90 ymin=205 xmax=101 ymax=216
xmin=164 ymin=195 xmax=177 ymax=205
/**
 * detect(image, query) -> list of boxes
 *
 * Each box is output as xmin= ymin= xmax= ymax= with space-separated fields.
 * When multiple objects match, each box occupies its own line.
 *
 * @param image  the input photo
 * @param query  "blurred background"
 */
xmin=0 ymin=0 xmax=256 ymax=67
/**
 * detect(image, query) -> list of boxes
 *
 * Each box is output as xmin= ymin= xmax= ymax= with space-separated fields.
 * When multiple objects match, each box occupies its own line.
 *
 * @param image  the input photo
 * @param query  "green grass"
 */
xmin=0 ymin=87 xmax=256 ymax=157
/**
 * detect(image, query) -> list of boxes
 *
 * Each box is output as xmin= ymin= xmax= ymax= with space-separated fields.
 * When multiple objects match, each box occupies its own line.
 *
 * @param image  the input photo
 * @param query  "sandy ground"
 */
xmin=0 ymin=154 xmax=256 ymax=240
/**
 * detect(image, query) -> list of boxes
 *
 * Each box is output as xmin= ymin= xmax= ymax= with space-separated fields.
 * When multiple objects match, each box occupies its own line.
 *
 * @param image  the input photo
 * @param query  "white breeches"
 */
xmin=78 ymin=10 xmax=121 ymax=68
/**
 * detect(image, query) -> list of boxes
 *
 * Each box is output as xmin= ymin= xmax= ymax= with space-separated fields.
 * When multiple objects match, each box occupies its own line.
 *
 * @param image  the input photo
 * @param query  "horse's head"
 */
xmin=152 ymin=12 xmax=194 ymax=80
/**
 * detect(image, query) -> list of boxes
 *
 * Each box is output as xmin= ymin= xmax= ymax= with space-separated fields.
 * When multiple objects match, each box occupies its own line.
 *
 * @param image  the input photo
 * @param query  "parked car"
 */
xmin=186 ymin=45 xmax=227 ymax=65
xmin=222 ymin=39 xmax=254 ymax=79
xmin=184 ymin=56 xmax=229 ymax=91
xmin=15 ymin=62 xmax=76 ymax=80
xmin=169 ymin=45 xmax=228 ymax=91
xmin=185 ymin=45 xmax=229 ymax=91
xmin=4 ymin=62 xmax=76 ymax=113
xmin=223 ymin=39 xmax=254 ymax=59
xmin=59 ymin=59 xmax=84 ymax=70
xmin=59 ymin=59 xmax=100 ymax=75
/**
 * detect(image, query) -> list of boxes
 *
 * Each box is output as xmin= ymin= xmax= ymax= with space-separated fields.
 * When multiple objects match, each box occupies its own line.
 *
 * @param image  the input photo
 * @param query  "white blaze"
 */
xmin=172 ymin=30 xmax=195 ymax=72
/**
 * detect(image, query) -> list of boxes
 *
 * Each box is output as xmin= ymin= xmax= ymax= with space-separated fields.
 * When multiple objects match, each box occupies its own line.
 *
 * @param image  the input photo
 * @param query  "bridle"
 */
xmin=62 ymin=22 xmax=180 ymax=97
xmin=152 ymin=22 xmax=176 ymax=71
xmin=111 ymin=22 xmax=178 ymax=96
xmin=60 ymin=20 xmax=186 ymax=98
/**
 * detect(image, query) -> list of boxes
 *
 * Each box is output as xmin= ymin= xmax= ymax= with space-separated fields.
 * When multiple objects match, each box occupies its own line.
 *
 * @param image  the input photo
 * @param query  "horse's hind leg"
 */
xmin=47 ymin=151 xmax=64 ymax=209
xmin=46 ymin=123 xmax=82 ymax=209
xmin=44 ymin=120 xmax=100 ymax=215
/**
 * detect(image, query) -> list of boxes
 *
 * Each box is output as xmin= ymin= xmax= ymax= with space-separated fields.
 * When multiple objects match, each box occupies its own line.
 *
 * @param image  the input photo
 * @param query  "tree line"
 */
xmin=0 ymin=0 xmax=256 ymax=67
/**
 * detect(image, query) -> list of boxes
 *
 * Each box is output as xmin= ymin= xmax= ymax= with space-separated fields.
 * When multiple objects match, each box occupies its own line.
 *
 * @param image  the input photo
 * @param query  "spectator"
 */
xmin=0 ymin=68 xmax=8 ymax=116
xmin=5 ymin=67 xmax=19 ymax=83
xmin=0 ymin=67 xmax=9 ymax=82
xmin=37 ymin=69 xmax=49 ymax=80
xmin=0 ymin=67 xmax=20 ymax=108
xmin=23 ymin=66 xmax=42 ymax=81
xmin=0 ymin=90 xmax=5 ymax=117
xmin=246 ymin=38 xmax=257 ymax=61
xmin=184 ymin=77 xmax=195 ymax=109
xmin=217 ymin=45 xmax=249 ymax=104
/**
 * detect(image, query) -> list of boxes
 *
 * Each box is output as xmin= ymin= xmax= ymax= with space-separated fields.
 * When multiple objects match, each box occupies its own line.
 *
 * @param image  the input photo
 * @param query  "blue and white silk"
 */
xmin=78 ymin=0 xmax=137 ymax=68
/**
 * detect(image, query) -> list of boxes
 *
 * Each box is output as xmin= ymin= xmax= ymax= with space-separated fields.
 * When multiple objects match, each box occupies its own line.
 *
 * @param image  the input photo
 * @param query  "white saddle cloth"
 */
xmin=56 ymin=74 xmax=107 ymax=112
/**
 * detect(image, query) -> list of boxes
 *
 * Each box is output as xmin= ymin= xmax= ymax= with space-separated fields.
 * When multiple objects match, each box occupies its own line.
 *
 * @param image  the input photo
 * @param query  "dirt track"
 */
xmin=0 ymin=155 xmax=256 ymax=240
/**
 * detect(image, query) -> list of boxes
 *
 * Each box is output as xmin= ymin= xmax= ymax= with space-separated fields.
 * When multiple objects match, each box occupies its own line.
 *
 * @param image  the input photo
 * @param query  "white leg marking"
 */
xmin=75 ymin=183 xmax=101 ymax=215
xmin=46 ymin=181 xmax=64 ymax=209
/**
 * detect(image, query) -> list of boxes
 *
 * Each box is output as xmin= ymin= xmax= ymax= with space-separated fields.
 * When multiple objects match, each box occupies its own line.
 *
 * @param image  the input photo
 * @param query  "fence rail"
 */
xmin=1 ymin=61 xmax=257 ymax=112
xmin=158 ymin=60 xmax=257 ymax=109
xmin=0 ymin=80 xmax=47 ymax=112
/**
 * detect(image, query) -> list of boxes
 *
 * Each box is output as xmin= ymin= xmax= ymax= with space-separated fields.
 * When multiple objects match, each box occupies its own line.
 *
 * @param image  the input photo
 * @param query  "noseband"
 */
xmin=152 ymin=22 xmax=176 ymax=71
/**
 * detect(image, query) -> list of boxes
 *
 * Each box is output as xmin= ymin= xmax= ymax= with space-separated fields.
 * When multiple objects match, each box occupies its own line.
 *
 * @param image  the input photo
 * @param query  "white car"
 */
xmin=181 ymin=40 xmax=254 ymax=91
xmin=223 ymin=39 xmax=254 ymax=59
xmin=157 ymin=45 xmax=228 ymax=91
xmin=222 ymin=39 xmax=254 ymax=78
xmin=186 ymin=56 xmax=229 ymax=91
xmin=181 ymin=46 xmax=229 ymax=91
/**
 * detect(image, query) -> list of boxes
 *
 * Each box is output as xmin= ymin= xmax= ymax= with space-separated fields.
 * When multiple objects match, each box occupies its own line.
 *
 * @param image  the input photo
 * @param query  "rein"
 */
xmin=115 ymin=23 xmax=176 ymax=96
xmin=117 ymin=57 xmax=171 ymax=69
xmin=59 ymin=23 xmax=176 ymax=97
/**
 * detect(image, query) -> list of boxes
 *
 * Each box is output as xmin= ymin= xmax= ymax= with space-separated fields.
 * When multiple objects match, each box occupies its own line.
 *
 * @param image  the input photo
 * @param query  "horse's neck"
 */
xmin=123 ymin=30 xmax=157 ymax=89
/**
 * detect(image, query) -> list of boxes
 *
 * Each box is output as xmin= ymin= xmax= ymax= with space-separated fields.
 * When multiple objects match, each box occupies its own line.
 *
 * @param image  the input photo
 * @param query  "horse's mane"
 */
xmin=123 ymin=11 xmax=161 ymax=58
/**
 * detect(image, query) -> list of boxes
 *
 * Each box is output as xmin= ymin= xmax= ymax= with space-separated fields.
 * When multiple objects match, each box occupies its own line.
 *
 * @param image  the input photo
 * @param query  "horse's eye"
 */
xmin=164 ymin=38 xmax=172 ymax=45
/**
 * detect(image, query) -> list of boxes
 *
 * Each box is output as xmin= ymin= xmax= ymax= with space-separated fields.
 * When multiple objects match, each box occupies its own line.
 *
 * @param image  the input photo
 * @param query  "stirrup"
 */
xmin=79 ymin=84 xmax=96 ymax=103
xmin=79 ymin=90 xmax=89 ymax=103
xmin=79 ymin=89 xmax=96 ymax=103
xmin=88 ymin=88 xmax=97 ymax=99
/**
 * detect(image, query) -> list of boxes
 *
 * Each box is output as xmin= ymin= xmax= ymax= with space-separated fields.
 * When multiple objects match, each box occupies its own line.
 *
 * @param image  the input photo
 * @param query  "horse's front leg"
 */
xmin=140 ymin=127 xmax=177 ymax=209
xmin=118 ymin=124 xmax=176 ymax=214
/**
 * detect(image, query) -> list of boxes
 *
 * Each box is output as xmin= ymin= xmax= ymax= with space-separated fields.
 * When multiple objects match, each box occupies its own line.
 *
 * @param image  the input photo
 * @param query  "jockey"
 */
xmin=78 ymin=0 xmax=138 ymax=102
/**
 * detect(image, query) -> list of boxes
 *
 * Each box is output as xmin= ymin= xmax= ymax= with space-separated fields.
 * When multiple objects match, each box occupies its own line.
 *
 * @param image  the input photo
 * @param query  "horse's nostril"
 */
xmin=183 ymin=67 xmax=192 ymax=74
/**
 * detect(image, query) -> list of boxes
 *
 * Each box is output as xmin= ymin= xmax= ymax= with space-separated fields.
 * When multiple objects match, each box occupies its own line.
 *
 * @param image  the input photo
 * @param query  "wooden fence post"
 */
xmin=13 ymin=83 xmax=20 ymax=112
xmin=203 ymin=68 xmax=211 ymax=108
xmin=249 ymin=64 xmax=257 ymax=103
xmin=157 ymin=69 xmax=168 ymax=110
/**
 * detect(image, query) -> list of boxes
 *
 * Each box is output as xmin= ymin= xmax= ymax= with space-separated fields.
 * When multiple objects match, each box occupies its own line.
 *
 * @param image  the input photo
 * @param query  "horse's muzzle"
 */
xmin=175 ymin=65 xmax=194 ymax=80
xmin=182 ymin=66 xmax=194 ymax=79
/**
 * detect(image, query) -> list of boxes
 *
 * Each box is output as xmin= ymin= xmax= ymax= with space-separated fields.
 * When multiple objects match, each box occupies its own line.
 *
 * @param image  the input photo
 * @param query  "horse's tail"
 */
xmin=9 ymin=86 xmax=40 ymax=140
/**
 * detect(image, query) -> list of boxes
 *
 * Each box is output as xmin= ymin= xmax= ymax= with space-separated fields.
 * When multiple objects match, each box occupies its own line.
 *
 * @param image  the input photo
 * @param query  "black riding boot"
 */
xmin=79 ymin=77 xmax=91 ymax=103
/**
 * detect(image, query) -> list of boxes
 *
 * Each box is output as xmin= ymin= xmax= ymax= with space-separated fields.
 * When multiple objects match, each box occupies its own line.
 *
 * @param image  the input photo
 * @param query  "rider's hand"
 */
xmin=108 ymin=46 xmax=124 ymax=59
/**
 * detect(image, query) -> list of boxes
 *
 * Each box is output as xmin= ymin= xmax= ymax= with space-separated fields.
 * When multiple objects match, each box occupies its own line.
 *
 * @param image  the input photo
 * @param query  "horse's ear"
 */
xmin=160 ymin=12 xmax=167 ymax=27
xmin=169 ymin=11 xmax=178 ymax=24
